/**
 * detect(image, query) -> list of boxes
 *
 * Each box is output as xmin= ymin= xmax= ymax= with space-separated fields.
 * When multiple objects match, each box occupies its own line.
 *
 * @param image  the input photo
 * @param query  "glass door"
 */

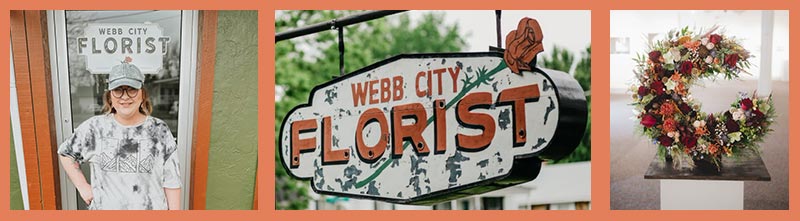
xmin=48 ymin=10 xmax=198 ymax=210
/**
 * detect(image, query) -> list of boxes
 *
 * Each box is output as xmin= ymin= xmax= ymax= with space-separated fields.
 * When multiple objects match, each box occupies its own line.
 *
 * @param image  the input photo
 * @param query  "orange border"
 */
xmin=0 ymin=1 xmax=796 ymax=221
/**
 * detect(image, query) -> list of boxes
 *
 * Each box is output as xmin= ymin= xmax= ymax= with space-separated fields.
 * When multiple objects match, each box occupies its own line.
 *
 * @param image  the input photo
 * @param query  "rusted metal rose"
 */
xmin=504 ymin=17 xmax=543 ymax=75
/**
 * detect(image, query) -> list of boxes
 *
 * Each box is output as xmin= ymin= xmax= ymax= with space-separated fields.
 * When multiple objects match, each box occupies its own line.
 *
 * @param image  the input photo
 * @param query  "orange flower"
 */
xmin=678 ymin=36 xmax=691 ymax=45
xmin=504 ymin=17 xmax=543 ymax=75
xmin=663 ymin=118 xmax=678 ymax=132
xmin=694 ymin=127 xmax=707 ymax=136
xmin=676 ymin=83 xmax=686 ymax=96
xmin=670 ymin=72 xmax=682 ymax=82
xmin=708 ymin=144 xmax=719 ymax=155
xmin=683 ymin=40 xmax=701 ymax=51
xmin=660 ymin=101 xmax=676 ymax=116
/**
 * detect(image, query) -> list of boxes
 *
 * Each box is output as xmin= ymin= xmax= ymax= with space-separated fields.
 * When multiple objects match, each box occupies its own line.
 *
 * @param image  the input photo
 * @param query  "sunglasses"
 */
xmin=110 ymin=86 xmax=140 ymax=98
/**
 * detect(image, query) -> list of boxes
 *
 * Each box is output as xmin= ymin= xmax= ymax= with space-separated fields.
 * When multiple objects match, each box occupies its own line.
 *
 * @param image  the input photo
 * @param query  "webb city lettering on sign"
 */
xmin=77 ymin=23 xmax=170 ymax=74
xmin=279 ymin=18 xmax=587 ymax=204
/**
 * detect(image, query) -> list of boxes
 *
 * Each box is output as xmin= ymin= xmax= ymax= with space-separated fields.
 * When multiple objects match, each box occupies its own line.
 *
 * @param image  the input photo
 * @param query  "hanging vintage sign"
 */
xmin=76 ymin=23 xmax=170 ymax=74
xmin=279 ymin=17 xmax=587 ymax=204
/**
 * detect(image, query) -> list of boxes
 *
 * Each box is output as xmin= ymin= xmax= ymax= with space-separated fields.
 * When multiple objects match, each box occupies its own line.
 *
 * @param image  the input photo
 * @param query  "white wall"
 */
xmin=610 ymin=10 xmax=789 ymax=91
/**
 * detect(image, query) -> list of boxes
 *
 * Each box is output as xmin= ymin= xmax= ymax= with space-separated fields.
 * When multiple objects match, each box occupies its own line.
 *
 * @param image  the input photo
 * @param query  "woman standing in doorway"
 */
xmin=58 ymin=58 xmax=181 ymax=210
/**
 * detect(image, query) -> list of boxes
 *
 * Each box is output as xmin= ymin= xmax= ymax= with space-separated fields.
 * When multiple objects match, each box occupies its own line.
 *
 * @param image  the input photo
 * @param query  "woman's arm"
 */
xmin=58 ymin=155 xmax=93 ymax=205
xmin=164 ymin=188 xmax=181 ymax=210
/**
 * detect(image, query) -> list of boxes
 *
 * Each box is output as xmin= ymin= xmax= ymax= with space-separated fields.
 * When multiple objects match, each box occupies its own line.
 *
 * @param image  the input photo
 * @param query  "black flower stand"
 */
xmin=644 ymin=153 xmax=770 ymax=210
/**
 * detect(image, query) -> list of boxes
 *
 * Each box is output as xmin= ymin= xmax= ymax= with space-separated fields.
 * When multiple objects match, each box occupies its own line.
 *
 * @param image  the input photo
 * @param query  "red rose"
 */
xmin=725 ymin=54 xmax=740 ymax=67
xmin=650 ymin=81 xmax=665 ymax=95
xmin=679 ymin=103 xmax=692 ymax=114
xmin=681 ymin=135 xmax=697 ymax=149
xmin=504 ymin=18 xmax=543 ymax=75
xmin=679 ymin=60 xmax=693 ymax=75
xmin=649 ymin=51 xmax=662 ymax=63
xmin=725 ymin=117 xmax=740 ymax=133
xmin=709 ymin=34 xmax=722 ymax=45
xmin=641 ymin=114 xmax=657 ymax=128
xmin=658 ymin=135 xmax=673 ymax=146
xmin=740 ymin=98 xmax=753 ymax=110
xmin=638 ymin=86 xmax=648 ymax=97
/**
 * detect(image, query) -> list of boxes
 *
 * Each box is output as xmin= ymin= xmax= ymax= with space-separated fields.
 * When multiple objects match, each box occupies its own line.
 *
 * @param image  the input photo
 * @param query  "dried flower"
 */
xmin=709 ymin=34 xmax=722 ymax=44
xmin=725 ymin=54 xmax=740 ymax=67
xmin=658 ymin=135 xmax=674 ymax=146
xmin=663 ymin=117 xmax=678 ymax=132
xmin=649 ymin=51 xmax=662 ymax=63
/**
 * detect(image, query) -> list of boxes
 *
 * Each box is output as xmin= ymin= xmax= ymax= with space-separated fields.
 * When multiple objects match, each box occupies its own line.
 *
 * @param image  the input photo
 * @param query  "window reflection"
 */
xmin=64 ymin=10 xmax=182 ymax=210
xmin=66 ymin=10 xmax=181 ymax=137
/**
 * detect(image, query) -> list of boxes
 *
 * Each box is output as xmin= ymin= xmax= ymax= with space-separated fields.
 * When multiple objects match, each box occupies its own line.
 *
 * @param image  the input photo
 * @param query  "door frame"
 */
xmin=47 ymin=10 xmax=199 ymax=210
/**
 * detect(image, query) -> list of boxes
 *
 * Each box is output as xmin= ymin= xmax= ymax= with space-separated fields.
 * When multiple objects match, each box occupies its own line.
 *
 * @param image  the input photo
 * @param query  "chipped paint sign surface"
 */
xmin=279 ymin=52 xmax=587 ymax=204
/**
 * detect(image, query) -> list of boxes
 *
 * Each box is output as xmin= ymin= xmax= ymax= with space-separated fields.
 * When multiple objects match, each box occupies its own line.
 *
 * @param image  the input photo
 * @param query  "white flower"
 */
xmin=684 ymin=94 xmax=694 ymax=103
xmin=663 ymin=51 xmax=675 ymax=65
xmin=706 ymin=42 xmax=715 ymax=50
xmin=728 ymin=132 xmax=742 ymax=143
xmin=705 ymin=55 xmax=713 ymax=64
xmin=670 ymin=48 xmax=681 ymax=61
xmin=667 ymin=131 xmax=680 ymax=139
xmin=693 ymin=120 xmax=706 ymax=128
xmin=701 ymin=37 xmax=709 ymax=45
xmin=732 ymin=109 xmax=745 ymax=121
xmin=761 ymin=102 xmax=771 ymax=112
xmin=665 ymin=80 xmax=677 ymax=91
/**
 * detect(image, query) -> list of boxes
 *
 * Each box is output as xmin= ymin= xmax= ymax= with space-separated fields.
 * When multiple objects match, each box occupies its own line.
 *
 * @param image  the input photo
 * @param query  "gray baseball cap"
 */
xmin=107 ymin=60 xmax=144 ymax=90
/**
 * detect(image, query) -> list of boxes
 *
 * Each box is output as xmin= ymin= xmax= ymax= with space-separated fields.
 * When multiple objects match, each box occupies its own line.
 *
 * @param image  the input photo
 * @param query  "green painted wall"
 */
xmin=204 ymin=10 xmax=258 ymax=210
xmin=10 ymin=123 xmax=24 ymax=210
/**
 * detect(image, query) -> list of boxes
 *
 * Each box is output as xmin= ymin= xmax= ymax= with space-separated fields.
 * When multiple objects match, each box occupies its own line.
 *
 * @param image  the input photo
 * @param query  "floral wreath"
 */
xmin=631 ymin=27 xmax=775 ymax=169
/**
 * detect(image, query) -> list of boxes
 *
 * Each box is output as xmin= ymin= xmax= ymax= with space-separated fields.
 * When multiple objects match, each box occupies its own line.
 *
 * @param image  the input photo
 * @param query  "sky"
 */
xmin=407 ymin=10 xmax=591 ymax=58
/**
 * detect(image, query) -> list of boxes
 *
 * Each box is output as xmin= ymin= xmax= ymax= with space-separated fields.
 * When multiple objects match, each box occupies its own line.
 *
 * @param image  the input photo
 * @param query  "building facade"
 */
xmin=9 ymin=10 xmax=258 ymax=210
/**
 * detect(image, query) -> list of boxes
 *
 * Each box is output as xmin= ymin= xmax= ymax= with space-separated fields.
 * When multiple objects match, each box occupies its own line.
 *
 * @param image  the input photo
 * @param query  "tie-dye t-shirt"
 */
xmin=58 ymin=114 xmax=181 ymax=210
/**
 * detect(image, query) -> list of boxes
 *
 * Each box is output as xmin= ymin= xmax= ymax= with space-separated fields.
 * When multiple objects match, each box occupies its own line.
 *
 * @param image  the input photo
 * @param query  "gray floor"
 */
xmin=610 ymin=80 xmax=789 ymax=210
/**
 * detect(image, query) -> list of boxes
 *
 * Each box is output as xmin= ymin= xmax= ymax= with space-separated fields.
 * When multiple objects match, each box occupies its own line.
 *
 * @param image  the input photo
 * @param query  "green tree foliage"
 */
xmin=574 ymin=46 xmax=591 ymax=91
xmin=539 ymin=45 xmax=592 ymax=164
xmin=275 ymin=10 xmax=466 ymax=210
xmin=539 ymin=45 xmax=574 ymax=74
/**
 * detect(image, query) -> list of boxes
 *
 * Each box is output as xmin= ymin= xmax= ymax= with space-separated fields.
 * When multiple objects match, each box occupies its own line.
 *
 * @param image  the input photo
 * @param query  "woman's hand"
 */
xmin=76 ymin=183 xmax=93 ymax=205
xmin=59 ymin=156 xmax=93 ymax=205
